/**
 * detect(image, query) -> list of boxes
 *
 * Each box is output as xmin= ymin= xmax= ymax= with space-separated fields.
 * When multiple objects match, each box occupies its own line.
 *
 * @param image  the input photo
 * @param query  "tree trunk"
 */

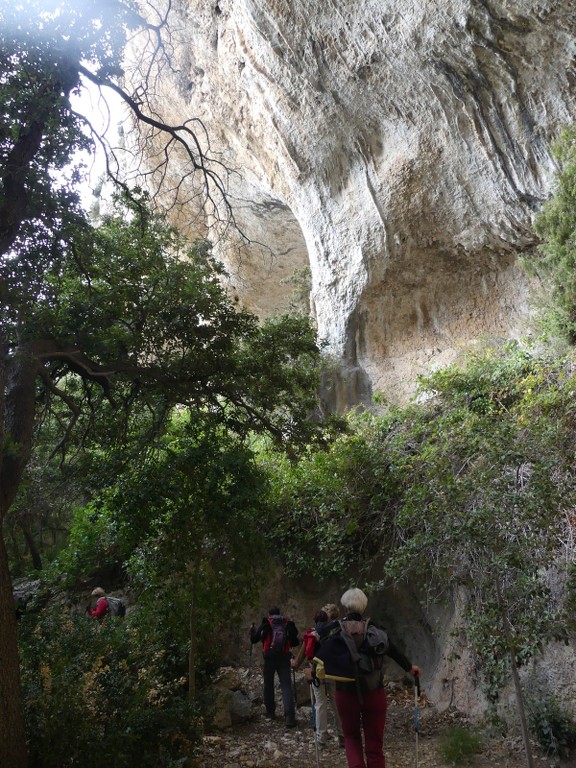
xmin=1 ymin=350 xmax=38 ymax=512
xmin=8 ymin=523 xmax=23 ymax=566
xmin=0 ymin=347 xmax=43 ymax=768
xmin=20 ymin=520 xmax=43 ymax=570
xmin=496 ymin=575 xmax=534 ymax=768
xmin=0 ymin=120 xmax=43 ymax=257
xmin=0 ymin=530 xmax=28 ymax=768
xmin=188 ymin=554 xmax=202 ymax=701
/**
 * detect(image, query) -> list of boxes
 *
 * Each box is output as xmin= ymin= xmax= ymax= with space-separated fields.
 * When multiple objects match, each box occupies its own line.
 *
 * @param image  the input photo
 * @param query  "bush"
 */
xmin=528 ymin=695 xmax=576 ymax=758
xmin=437 ymin=726 xmax=483 ymax=765
xmin=19 ymin=607 xmax=202 ymax=768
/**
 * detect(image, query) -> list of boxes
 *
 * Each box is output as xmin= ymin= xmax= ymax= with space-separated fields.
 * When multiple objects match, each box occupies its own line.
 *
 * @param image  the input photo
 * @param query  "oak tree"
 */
xmin=0 ymin=2 xmax=321 ymax=765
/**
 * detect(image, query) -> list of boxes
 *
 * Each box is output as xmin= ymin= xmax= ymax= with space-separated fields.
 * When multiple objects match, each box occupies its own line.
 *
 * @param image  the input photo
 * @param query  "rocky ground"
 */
xmin=189 ymin=669 xmax=570 ymax=768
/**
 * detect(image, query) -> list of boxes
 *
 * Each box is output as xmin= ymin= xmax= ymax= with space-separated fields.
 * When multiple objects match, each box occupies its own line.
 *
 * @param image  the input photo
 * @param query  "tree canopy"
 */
xmin=264 ymin=342 xmax=576 ymax=765
xmin=0 ymin=3 xmax=326 ymax=765
xmin=524 ymin=126 xmax=576 ymax=343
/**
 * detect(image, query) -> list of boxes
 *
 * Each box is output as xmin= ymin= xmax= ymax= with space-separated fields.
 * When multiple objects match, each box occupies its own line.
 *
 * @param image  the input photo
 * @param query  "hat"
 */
xmin=91 ymin=587 xmax=105 ymax=597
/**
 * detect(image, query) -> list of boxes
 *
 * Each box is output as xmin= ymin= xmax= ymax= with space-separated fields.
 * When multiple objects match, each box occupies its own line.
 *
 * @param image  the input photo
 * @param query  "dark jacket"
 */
xmin=317 ymin=612 xmax=413 ymax=692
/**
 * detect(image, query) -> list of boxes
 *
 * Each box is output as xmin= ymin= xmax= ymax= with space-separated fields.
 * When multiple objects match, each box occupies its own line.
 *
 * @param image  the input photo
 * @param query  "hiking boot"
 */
xmin=285 ymin=714 xmax=297 ymax=728
xmin=264 ymin=711 xmax=276 ymax=720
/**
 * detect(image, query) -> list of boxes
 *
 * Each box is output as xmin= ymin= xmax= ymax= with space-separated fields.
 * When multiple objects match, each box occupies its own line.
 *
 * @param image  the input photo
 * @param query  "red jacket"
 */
xmin=88 ymin=596 xmax=109 ymax=619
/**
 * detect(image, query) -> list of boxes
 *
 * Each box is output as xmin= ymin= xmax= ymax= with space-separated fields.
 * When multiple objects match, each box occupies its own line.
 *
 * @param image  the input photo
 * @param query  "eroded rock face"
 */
xmin=139 ymin=0 xmax=576 ymax=405
xmin=122 ymin=3 xmax=576 ymax=716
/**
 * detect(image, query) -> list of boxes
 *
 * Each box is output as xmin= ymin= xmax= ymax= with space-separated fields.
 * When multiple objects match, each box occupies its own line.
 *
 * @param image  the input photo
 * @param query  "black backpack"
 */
xmin=106 ymin=596 xmax=126 ymax=617
xmin=316 ymin=618 xmax=389 ymax=692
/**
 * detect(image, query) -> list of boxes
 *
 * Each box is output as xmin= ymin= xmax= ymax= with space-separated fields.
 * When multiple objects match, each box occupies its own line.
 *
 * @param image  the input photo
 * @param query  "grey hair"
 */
xmin=340 ymin=588 xmax=368 ymax=614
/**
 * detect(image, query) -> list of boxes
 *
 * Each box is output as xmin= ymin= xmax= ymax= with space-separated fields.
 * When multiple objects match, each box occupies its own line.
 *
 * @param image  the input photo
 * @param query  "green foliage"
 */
xmin=58 ymin=412 xmax=269 ymax=670
xmin=123 ymin=415 xmax=269 ymax=623
xmin=437 ymin=726 xmax=483 ymax=765
xmin=6 ymin=195 xmax=325 ymax=575
xmin=14 ymin=192 xmax=322 ymax=438
xmin=0 ymin=0 xmax=139 ymax=264
xmin=4 ymin=457 xmax=78 ymax=575
xmin=55 ymin=502 xmax=116 ymax=585
xmin=279 ymin=266 xmax=312 ymax=314
xmin=523 ymin=125 xmax=576 ymax=343
xmin=386 ymin=344 xmax=576 ymax=703
xmin=266 ymin=341 xmax=576 ymax=709
xmin=261 ymin=411 xmax=399 ymax=579
xmin=527 ymin=694 xmax=576 ymax=759
xmin=19 ymin=607 xmax=201 ymax=768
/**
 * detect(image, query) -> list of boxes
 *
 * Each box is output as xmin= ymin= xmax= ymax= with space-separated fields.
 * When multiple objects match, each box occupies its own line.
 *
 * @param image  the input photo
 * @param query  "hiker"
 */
xmin=292 ymin=605 xmax=344 ymax=748
xmin=318 ymin=603 xmax=345 ymax=746
xmin=305 ymin=587 xmax=422 ymax=768
xmin=87 ymin=587 xmax=109 ymax=619
xmin=250 ymin=606 xmax=300 ymax=727
xmin=87 ymin=588 xmax=126 ymax=619
xmin=291 ymin=608 xmax=327 ymax=669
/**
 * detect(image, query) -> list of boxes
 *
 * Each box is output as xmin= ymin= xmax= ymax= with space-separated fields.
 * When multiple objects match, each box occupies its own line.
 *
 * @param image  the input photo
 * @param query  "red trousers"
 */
xmin=335 ymin=686 xmax=388 ymax=768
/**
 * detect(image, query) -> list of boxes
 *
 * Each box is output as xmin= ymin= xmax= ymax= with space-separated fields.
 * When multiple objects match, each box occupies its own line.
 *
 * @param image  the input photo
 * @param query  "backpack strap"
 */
xmin=341 ymin=617 xmax=378 ymax=704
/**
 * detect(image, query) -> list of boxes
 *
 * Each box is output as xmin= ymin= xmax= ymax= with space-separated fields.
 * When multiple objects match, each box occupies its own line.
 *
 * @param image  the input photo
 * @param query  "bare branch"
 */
xmin=37 ymin=367 xmax=80 ymax=464
xmin=77 ymin=63 xmax=240 ymax=231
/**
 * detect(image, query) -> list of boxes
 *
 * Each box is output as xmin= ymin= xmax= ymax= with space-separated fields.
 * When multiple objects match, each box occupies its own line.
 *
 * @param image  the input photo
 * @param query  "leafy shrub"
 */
xmin=437 ymin=726 xmax=483 ymax=765
xmin=527 ymin=124 xmax=576 ymax=344
xmin=19 ymin=607 xmax=202 ymax=768
xmin=528 ymin=695 xmax=576 ymax=758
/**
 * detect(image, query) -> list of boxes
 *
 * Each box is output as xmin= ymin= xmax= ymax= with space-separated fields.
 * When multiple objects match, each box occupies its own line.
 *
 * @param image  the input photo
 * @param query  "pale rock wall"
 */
xmin=240 ymin=573 xmax=576 ymax=721
xmin=139 ymin=0 xmax=575 ymax=405
xmin=239 ymin=574 xmax=498 ymax=718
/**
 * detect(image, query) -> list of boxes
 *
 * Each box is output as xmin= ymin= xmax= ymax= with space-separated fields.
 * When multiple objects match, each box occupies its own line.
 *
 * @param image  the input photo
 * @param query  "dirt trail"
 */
xmin=190 ymin=672 xmax=547 ymax=768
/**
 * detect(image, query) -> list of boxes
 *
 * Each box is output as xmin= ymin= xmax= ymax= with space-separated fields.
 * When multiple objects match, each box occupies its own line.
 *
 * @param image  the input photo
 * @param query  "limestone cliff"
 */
xmin=123 ymin=1 xmax=576 ymax=717
xmin=138 ymin=0 xmax=576 ymax=406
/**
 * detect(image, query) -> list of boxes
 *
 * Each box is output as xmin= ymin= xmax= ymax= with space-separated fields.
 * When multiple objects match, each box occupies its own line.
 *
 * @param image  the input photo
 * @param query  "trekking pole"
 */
xmin=292 ymin=666 xmax=298 ymax=710
xmin=249 ymin=623 xmax=254 ymax=673
xmin=414 ymin=672 xmax=420 ymax=768
xmin=310 ymin=683 xmax=320 ymax=768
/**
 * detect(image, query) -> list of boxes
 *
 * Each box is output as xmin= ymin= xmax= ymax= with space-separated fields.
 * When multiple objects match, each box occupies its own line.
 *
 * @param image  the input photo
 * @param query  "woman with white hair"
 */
xmin=340 ymin=588 xmax=369 ymax=614
xmin=307 ymin=587 xmax=422 ymax=768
